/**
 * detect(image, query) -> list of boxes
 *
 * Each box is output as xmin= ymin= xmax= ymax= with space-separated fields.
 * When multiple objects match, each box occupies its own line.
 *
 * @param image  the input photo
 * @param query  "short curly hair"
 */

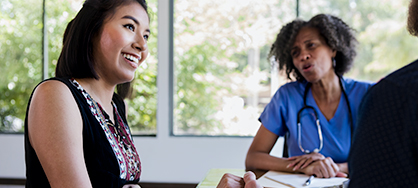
xmin=268 ymin=14 xmax=358 ymax=81
xmin=408 ymin=0 xmax=418 ymax=36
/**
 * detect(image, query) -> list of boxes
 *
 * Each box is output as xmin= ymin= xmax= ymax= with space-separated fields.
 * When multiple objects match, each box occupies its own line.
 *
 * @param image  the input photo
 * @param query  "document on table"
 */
xmin=257 ymin=170 xmax=349 ymax=188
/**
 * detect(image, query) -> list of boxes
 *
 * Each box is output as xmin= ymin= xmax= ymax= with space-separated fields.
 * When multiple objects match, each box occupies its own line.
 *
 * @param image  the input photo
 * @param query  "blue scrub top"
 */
xmin=259 ymin=77 xmax=373 ymax=163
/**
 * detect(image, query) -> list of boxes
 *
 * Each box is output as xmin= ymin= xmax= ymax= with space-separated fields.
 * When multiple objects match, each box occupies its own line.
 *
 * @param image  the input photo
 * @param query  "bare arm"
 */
xmin=28 ymin=80 xmax=92 ymax=188
xmin=245 ymin=125 xmax=295 ymax=173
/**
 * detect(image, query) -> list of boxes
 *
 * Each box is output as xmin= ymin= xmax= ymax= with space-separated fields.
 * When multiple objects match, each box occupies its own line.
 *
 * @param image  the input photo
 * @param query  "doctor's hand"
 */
xmin=299 ymin=157 xmax=347 ymax=178
xmin=286 ymin=152 xmax=325 ymax=171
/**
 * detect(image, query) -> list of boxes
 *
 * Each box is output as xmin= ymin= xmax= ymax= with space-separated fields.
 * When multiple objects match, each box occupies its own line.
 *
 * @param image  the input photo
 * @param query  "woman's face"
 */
xmin=290 ymin=27 xmax=336 ymax=83
xmin=93 ymin=2 xmax=150 ymax=84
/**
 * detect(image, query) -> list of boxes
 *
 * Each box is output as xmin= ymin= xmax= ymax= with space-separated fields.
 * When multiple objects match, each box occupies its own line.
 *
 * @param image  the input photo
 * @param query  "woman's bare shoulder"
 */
xmin=28 ymin=79 xmax=82 ymax=131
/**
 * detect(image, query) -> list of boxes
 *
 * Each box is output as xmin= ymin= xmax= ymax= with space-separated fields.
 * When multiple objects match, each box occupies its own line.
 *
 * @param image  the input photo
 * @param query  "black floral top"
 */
xmin=25 ymin=77 xmax=141 ymax=188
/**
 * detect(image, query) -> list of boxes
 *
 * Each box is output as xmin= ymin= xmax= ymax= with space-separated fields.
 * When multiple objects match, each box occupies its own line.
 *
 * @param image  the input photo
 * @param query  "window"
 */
xmin=1 ymin=0 xmax=416 ymax=136
xmin=0 ymin=0 xmax=43 ymax=132
xmin=299 ymin=0 xmax=418 ymax=81
xmin=0 ymin=0 xmax=159 ymax=135
xmin=173 ymin=0 xmax=296 ymax=136
xmin=172 ymin=0 xmax=418 ymax=136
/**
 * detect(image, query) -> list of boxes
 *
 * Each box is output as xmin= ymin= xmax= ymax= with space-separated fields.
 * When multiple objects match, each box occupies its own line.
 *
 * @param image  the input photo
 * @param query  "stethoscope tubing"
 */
xmin=296 ymin=76 xmax=353 ymax=154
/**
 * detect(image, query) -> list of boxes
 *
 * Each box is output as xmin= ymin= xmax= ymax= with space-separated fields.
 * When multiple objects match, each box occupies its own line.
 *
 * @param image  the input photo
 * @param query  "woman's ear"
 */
xmin=332 ymin=49 xmax=337 ymax=58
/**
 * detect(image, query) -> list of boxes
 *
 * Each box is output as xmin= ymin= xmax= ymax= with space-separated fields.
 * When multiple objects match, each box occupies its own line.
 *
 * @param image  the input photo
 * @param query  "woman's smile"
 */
xmin=122 ymin=53 xmax=141 ymax=69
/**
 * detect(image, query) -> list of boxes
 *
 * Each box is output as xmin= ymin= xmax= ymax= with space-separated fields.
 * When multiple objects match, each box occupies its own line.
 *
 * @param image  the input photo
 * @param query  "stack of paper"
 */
xmin=257 ymin=171 xmax=349 ymax=188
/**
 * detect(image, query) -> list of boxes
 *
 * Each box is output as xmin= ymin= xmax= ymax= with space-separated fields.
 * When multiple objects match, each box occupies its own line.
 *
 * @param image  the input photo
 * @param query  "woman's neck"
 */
xmin=311 ymin=74 xmax=341 ymax=104
xmin=75 ymin=78 xmax=115 ymax=108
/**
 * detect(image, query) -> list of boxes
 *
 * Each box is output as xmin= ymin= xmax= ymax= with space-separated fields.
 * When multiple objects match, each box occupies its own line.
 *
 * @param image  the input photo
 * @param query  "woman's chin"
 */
xmin=119 ymin=74 xmax=135 ymax=84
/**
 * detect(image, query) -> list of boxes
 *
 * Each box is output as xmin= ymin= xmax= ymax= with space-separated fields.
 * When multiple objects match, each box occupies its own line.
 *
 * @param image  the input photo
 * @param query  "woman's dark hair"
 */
xmin=56 ymin=0 xmax=149 ymax=98
xmin=268 ymin=14 xmax=358 ymax=81
xmin=408 ymin=0 xmax=418 ymax=36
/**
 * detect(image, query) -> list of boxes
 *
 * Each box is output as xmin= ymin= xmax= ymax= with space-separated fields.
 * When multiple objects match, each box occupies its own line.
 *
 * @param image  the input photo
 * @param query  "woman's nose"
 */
xmin=300 ymin=50 xmax=310 ymax=61
xmin=132 ymin=36 xmax=148 ymax=52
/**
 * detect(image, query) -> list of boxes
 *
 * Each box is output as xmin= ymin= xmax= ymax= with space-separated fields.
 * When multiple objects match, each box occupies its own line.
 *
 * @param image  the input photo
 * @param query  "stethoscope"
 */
xmin=296 ymin=76 xmax=353 ymax=154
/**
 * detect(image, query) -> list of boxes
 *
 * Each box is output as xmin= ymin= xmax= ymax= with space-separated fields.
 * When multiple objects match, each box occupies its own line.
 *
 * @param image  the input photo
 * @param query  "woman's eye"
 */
xmin=143 ymin=35 xmax=149 ymax=41
xmin=124 ymin=24 xmax=135 ymax=31
xmin=291 ymin=50 xmax=298 ymax=57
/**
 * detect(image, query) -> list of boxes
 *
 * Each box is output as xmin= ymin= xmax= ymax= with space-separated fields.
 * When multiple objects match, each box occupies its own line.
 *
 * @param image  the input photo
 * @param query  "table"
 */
xmin=197 ymin=169 xmax=349 ymax=188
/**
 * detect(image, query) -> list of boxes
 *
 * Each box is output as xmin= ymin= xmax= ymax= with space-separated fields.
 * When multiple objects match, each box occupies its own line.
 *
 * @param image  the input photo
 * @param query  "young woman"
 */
xmin=24 ymin=0 xmax=150 ymax=187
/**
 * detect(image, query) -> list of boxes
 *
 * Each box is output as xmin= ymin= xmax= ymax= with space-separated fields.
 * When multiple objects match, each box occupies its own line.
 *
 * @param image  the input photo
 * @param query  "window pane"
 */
xmin=0 ymin=0 xmax=43 ymax=132
xmin=173 ymin=0 xmax=296 ymax=136
xmin=47 ymin=0 xmax=83 ymax=77
xmin=300 ymin=0 xmax=418 ymax=82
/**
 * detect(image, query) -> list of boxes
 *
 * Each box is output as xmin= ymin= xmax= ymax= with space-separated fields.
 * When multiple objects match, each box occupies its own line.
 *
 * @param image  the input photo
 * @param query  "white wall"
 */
xmin=0 ymin=134 xmax=283 ymax=183
xmin=0 ymin=135 xmax=26 ymax=178
xmin=0 ymin=0 xmax=284 ymax=184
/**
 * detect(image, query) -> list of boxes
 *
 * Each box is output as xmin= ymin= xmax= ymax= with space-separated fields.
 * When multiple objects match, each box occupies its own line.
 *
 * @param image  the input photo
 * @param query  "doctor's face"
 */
xmin=290 ymin=27 xmax=336 ymax=83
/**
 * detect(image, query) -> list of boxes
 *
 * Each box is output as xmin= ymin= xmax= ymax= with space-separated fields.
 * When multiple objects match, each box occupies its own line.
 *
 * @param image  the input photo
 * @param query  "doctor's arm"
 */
xmin=246 ymin=125 xmax=345 ymax=178
xmin=245 ymin=125 xmax=297 ymax=172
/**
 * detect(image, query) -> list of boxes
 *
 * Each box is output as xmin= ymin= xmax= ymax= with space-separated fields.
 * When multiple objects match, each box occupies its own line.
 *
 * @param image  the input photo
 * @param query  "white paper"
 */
xmin=257 ymin=171 xmax=349 ymax=188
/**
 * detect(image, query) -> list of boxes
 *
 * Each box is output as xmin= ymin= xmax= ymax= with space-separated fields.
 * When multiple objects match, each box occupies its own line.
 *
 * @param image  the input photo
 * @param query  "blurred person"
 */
xmin=245 ymin=14 xmax=374 ymax=178
xmin=348 ymin=0 xmax=418 ymax=187
xmin=24 ymin=0 xmax=150 ymax=187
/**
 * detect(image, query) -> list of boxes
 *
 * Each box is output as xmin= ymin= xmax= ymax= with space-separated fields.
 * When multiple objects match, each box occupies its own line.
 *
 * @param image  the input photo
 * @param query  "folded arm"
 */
xmin=246 ymin=125 xmax=347 ymax=178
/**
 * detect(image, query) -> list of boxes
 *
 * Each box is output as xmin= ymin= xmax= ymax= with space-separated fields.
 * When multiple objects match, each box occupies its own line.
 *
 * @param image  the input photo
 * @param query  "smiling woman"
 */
xmin=24 ymin=0 xmax=150 ymax=187
xmin=92 ymin=3 xmax=150 ymax=82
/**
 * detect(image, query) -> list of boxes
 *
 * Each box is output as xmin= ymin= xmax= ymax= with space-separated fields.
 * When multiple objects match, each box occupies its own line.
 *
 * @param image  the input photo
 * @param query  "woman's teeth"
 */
xmin=123 ymin=53 xmax=140 ymax=64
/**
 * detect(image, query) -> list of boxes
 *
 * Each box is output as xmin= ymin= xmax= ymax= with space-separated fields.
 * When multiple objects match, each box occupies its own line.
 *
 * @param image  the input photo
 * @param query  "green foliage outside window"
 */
xmin=0 ymin=0 xmax=43 ymax=132
xmin=300 ymin=0 xmax=418 ymax=80
xmin=174 ymin=42 xmax=228 ymax=134
xmin=173 ymin=0 xmax=296 ymax=135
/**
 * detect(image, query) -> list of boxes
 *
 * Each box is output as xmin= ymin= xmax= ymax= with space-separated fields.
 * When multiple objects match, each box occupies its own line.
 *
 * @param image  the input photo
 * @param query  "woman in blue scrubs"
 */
xmin=245 ymin=14 xmax=373 ymax=178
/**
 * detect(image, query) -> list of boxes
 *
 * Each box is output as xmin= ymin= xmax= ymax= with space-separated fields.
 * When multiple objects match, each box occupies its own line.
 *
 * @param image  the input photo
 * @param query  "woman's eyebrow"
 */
xmin=122 ymin=15 xmax=139 ymax=25
xmin=291 ymin=46 xmax=298 ymax=51
xmin=303 ymin=39 xmax=313 ymax=44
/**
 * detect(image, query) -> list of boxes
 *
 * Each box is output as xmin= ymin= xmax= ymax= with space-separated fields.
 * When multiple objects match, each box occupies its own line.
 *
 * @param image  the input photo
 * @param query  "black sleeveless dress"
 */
xmin=25 ymin=77 xmax=141 ymax=188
